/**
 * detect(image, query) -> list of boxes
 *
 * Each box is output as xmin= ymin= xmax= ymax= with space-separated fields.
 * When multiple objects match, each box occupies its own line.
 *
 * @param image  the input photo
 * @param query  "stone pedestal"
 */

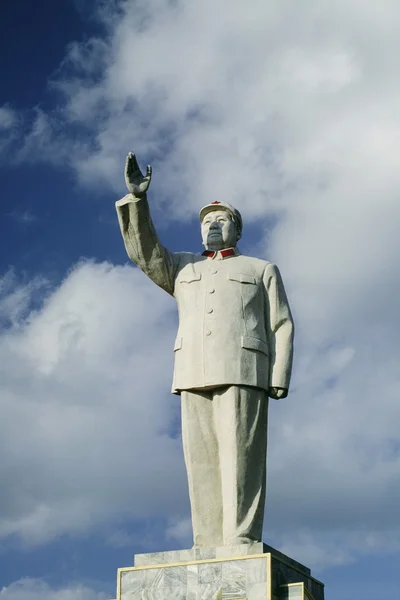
xmin=116 ymin=543 xmax=324 ymax=599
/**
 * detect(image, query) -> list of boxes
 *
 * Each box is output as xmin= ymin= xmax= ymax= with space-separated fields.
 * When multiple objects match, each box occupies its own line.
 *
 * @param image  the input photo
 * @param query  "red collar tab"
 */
xmin=211 ymin=201 xmax=221 ymax=204
xmin=220 ymin=248 xmax=236 ymax=258
xmin=202 ymin=248 xmax=236 ymax=259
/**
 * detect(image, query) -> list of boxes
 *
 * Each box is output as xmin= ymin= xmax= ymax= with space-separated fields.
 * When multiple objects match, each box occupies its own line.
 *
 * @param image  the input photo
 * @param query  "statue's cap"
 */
xmin=199 ymin=201 xmax=243 ymax=238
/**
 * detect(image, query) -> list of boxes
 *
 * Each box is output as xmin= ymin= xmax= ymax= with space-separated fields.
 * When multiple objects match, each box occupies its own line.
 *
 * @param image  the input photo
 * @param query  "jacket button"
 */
xmin=207 ymin=308 xmax=213 ymax=314
xmin=206 ymin=330 xmax=212 ymax=336
xmin=209 ymin=288 xmax=215 ymax=294
xmin=212 ymin=270 xmax=218 ymax=274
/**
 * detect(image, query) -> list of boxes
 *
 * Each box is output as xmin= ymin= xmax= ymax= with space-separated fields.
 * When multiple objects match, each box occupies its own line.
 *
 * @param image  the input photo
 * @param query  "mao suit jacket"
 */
xmin=116 ymin=194 xmax=294 ymax=395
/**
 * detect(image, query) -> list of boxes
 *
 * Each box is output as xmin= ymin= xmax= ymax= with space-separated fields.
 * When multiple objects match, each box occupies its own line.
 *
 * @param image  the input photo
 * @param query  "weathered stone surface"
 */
xmin=117 ymin=545 xmax=323 ymax=600
xmin=134 ymin=542 xmax=310 ymax=576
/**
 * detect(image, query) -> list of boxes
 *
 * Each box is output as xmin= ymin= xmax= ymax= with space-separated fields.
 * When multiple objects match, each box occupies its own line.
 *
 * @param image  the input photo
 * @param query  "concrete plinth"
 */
xmin=116 ymin=543 xmax=324 ymax=599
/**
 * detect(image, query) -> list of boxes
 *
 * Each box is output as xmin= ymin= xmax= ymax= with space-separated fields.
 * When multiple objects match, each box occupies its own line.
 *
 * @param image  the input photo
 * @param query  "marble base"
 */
xmin=117 ymin=543 xmax=324 ymax=600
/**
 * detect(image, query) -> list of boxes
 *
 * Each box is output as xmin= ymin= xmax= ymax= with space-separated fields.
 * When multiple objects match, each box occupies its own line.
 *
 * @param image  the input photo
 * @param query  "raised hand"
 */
xmin=125 ymin=152 xmax=152 ymax=198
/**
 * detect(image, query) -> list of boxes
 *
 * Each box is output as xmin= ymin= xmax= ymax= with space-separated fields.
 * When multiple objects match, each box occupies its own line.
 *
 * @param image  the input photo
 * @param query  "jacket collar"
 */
xmin=201 ymin=247 xmax=240 ymax=260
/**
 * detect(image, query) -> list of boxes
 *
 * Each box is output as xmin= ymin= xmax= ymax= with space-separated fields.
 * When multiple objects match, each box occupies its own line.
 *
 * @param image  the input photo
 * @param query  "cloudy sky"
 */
xmin=1 ymin=0 xmax=400 ymax=598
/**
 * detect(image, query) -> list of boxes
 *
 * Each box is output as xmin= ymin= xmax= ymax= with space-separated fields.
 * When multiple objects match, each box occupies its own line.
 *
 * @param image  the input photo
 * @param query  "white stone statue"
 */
xmin=116 ymin=153 xmax=294 ymax=548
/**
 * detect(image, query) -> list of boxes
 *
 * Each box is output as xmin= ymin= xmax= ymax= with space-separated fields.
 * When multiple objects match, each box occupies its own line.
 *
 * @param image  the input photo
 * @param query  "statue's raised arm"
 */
xmin=116 ymin=153 xmax=176 ymax=295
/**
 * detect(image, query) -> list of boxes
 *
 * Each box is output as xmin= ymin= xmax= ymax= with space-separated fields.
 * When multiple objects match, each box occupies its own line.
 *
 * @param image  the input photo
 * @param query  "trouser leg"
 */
xmin=213 ymin=385 xmax=268 ymax=545
xmin=181 ymin=389 xmax=223 ymax=547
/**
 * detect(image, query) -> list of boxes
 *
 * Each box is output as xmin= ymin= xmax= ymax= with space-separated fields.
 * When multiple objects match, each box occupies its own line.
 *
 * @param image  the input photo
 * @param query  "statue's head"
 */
xmin=199 ymin=201 xmax=243 ymax=251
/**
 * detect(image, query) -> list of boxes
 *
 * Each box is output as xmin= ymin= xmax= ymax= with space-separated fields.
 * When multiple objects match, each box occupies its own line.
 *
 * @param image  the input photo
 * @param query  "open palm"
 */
xmin=124 ymin=152 xmax=152 ymax=197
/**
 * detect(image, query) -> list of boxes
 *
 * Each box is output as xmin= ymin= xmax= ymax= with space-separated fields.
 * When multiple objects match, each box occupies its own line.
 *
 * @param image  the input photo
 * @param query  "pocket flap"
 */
xmin=174 ymin=337 xmax=183 ymax=351
xmin=179 ymin=273 xmax=202 ymax=283
xmin=228 ymin=273 xmax=256 ymax=284
xmin=241 ymin=335 xmax=269 ymax=355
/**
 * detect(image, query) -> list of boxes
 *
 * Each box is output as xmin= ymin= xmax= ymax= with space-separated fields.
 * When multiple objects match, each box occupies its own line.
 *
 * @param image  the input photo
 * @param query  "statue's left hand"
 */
xmin=268 ymin=387 xmax=288 ymax=400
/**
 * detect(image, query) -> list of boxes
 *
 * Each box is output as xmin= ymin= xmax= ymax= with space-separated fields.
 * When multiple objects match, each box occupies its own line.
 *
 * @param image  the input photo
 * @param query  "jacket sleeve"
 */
xmin=115 ymin=193 xmax=178 ymax=295
xmin=263 ymin=262 xmax=295 ymax=390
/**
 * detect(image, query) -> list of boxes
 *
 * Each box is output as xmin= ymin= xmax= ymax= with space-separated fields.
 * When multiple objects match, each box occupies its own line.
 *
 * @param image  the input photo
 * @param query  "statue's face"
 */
xmin=201 ymin=210 xmax=238 ymax=250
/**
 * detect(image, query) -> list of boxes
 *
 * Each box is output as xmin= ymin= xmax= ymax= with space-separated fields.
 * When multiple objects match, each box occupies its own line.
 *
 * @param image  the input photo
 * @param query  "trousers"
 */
xmin=181 ymin=385 xmax=268 ymax=547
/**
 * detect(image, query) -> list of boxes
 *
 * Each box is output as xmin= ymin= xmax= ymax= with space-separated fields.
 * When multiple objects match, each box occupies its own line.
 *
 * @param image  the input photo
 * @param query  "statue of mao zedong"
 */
xmin=116 ymin=153 xmax=294 ymax=548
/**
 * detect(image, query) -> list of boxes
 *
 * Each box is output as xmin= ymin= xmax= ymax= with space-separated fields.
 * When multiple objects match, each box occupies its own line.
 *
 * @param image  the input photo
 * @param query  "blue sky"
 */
xmin=1 ymin=1 xmax=400 ymax=599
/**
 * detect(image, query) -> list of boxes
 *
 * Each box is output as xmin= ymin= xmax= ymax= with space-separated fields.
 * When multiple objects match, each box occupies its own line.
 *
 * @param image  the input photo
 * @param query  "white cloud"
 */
xmin=0 ymin=262 xmax=188 ymax=546
xmin=6 ymin=211 xmax=38 ymax=226
xmin=18 ymin=0 xmax=400 ymax=216
xmin=0 ymin=105 xmax=18 ymax=156
xmin=2 ymin=0 xmax=400 ymax=571
xmin=0 ymin=106 xmax=17 ymax=130
xmin=0 ymin=578 xmax=108 ymax=600
xmin=165 ymin=517 xmax=192 ymax=544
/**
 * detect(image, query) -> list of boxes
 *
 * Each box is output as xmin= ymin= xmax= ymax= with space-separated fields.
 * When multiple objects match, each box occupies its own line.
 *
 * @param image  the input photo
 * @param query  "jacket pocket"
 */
xmin=178 ymin=273 xmax=202 ymax=284
xmin=174 ymin=337 xmax=183 ymax=351
xmin=241 ymin=335 xmax=269 ymax=356
xmin=227 ymin=273 xmax=256 ymax=285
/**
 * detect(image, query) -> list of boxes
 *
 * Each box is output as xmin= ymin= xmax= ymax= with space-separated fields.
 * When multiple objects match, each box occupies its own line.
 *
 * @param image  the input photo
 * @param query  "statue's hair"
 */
xmin=229 ymin=213 xmax=242 ymax=240
xmin=221 ymin=211 xmax=242 ymax=241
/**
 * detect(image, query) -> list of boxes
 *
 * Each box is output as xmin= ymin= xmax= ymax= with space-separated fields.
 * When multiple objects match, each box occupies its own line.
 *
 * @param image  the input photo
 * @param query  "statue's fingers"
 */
xmin=125 ymin=153 xmax=134 ymax=177
xmin=146 ymin=165 xmax=152 ymax=178
xmin=131 ymin=153 xmax=140 ymax=172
